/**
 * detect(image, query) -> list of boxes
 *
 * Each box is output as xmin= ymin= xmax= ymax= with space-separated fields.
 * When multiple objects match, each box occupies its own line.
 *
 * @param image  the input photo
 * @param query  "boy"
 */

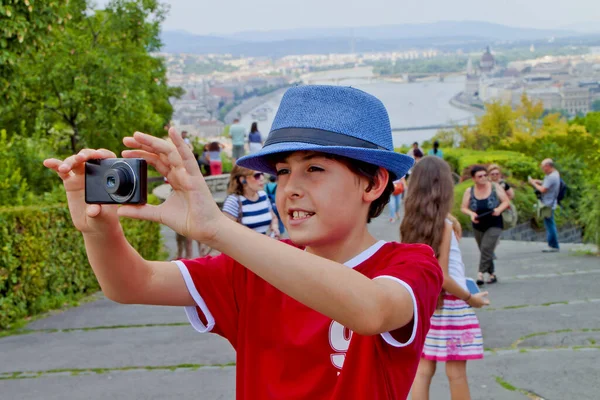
xmin=44 ymin=85 xmax=443 ymax=399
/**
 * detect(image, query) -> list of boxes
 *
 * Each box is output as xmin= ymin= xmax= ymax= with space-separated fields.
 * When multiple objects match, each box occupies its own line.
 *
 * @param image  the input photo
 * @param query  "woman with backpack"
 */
xmin=460 ymin=165 xmax=510 ymax=285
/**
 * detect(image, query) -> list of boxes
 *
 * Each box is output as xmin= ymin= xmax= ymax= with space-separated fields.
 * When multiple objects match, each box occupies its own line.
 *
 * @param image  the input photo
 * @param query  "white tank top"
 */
xmin=446 ymin=220 xmax=468 ymax=291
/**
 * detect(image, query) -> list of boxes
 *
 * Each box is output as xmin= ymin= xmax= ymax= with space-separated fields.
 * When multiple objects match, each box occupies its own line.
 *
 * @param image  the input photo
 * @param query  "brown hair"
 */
xmin=227 ymin=164 xmax=254 ymax=196
xmin=487 ymin=164 xmax=501 ymax=174
xmin=266 ymin=152 xmax=393 ymax=223
xmin=400 ymin=156 xmax=454 ymax=257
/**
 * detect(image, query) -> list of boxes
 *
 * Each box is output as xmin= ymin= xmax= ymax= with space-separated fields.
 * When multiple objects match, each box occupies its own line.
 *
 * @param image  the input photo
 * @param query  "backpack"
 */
xmin=557 ymin=179 xmax=567 ymax=205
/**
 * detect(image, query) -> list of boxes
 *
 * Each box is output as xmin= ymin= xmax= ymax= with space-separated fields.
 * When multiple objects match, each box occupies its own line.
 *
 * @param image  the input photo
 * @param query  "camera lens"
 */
xmin=106 ymin=176 xmax=116 ymax=188
xmin=103 ymin=162 xmax=136 ymax=202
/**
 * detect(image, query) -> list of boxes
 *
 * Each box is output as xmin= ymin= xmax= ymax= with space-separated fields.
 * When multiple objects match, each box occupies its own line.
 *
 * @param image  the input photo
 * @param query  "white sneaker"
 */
xmin=542 ymin=247 xmax=559 ymax=253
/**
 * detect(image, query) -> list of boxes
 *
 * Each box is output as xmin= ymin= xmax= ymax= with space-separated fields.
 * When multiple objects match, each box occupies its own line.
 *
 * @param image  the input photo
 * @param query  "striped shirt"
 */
xmin=222 ymin=191 xmax=273 ymax=234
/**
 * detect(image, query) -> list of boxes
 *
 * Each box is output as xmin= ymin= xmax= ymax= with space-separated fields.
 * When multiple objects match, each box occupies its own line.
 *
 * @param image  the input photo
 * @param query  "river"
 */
xmin=239 ymin=70 xmax=478 ymax=147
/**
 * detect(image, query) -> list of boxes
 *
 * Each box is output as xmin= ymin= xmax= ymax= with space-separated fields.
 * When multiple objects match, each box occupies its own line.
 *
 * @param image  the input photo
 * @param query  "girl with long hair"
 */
xmin=401 ymin=157 xmax=489 ymax=400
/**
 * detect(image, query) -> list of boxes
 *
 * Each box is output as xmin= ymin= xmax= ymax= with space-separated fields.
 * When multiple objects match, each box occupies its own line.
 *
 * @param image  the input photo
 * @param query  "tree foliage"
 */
xmin=0 ymin=0 xmax=69 ymax=101
xmin=2 ymin=0 xmax=180 ymax=154
xmin=432 ymin=97 xmax=600 ymax=247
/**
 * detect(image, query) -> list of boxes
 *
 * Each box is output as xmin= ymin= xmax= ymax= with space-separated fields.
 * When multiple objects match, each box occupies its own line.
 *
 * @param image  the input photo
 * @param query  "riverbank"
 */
xmin=223 ymin=88 xmax=288 ymax=125
xmin=450 ymin=91 xmax=486 ymax=116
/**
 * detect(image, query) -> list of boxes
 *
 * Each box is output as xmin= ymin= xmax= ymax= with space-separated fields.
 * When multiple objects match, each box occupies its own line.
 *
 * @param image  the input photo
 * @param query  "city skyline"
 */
xmin=150 ymin=0 xmax=599 ymax=36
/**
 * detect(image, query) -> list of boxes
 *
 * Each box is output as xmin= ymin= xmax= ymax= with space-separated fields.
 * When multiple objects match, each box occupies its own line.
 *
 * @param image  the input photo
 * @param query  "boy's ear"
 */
xmin=363 ymin=167 xmax=389 ymax=202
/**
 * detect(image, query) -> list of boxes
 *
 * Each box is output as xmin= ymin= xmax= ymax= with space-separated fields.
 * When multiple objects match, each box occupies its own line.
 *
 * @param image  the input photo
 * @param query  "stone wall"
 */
xmin=204 ymin=174 xmax=230 ymax=207
xmin=464 ymin=221 xmax=583 ymax=243
xmin=204 ymin=174 xmax=230 ymax=194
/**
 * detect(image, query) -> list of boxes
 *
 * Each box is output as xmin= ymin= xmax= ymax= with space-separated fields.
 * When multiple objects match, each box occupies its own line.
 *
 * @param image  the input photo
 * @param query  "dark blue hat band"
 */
xmin=264 ymin=128 xmax=387 ymax=150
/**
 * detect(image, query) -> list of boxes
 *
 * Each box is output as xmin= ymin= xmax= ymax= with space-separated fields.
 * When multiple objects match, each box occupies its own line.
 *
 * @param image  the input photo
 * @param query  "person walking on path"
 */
xmin=460 ymin=165 xmax=510 ymax=285
xmin=407 ymin=142 xmax=423 ymax=159
xmin=402 ymin=157 xmax=489 ymax=400
xmin=43 ymin=85 xmax=443 ymax=399
xmin=388 ymin=177 xmax=406 ymax=223
xmin=427 ymin=141 xmax=443 ymax=158
xmin=528 ymin=159 xmax=561 ymax=252
xmin=229 ymin=118 xmax=246 ymax=162
xmin=488 ymin=164 xmax=514 ymax=200
xmin=222 ymin=165 xmax=280 ymax=237
xmin=248 ymin=122 xmax=263 ymax=154
xmin=206 ymin=141 xmax=224 ymax=175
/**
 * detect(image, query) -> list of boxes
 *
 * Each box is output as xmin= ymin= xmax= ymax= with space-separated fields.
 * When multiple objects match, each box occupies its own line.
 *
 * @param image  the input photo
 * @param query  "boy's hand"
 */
xmin=119 ymin=128 xmax=223 ymax=244
xmin=43 ymin=149 xmax=120 ymax=234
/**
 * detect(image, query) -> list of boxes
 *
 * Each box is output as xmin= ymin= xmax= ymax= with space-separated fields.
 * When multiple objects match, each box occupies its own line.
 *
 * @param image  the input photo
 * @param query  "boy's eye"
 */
xmin=307 ymin=166 xmax=324 ymax=172
xmin=276 ymin=168 xmax=290 ymax=176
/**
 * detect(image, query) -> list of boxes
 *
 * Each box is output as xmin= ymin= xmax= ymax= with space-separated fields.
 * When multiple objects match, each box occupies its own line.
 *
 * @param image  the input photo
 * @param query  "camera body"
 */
xmin=85 ymin=158 xmax=147 ymax=205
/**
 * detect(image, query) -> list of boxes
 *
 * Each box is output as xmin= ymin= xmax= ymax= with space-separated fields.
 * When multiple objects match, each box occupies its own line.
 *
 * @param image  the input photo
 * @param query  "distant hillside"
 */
xmin=159 ymin=21 xmax=591 ymax=56
xmin=226 ymin=21 xmax=576 ymax=42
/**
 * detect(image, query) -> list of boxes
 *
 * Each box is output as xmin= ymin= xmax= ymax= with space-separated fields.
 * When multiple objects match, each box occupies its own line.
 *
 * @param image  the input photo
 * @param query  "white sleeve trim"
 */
xmin=174 ymin=260 xmax=215 ymax=333
xmin=374 ymin=275 xmax=418 ymax=348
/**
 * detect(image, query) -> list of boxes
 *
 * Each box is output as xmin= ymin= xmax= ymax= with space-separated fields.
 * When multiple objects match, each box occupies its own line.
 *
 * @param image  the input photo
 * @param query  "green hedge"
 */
xmin=443 ymin=148 xmax=538 ymax=181
xmin=0 ymin=201 xmax=165 ymax=330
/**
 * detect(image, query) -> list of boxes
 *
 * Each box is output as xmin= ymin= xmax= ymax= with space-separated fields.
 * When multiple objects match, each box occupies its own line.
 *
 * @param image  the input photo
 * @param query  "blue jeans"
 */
xmin=543 ymin=210 xmax=559 ymax=249
xmin=389 ymin=194 xmax=401 ymax=219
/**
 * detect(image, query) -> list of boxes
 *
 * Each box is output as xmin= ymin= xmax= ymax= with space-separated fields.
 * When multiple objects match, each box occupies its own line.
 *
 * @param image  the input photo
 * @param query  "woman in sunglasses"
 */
xmin=222 ymin=165 xmax=281 ymax=238
xmin=460 ymin=165 xmax=510 ymax=285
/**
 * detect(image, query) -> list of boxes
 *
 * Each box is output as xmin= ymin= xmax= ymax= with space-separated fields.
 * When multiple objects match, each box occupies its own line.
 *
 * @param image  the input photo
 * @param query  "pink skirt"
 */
xmin=422 ymin=294 xmax=484 ymax=362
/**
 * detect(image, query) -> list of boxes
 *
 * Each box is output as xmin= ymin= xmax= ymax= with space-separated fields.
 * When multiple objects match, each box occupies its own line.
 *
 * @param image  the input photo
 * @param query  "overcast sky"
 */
xmin=99 ymin=0 xmax=600 ymax=35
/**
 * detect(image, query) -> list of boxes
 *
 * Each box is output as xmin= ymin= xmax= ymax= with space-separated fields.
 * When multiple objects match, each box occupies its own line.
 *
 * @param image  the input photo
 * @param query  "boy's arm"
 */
xmin=44 ymin=148 xmax=193 ymax=307
xmin=210 ymin=218 xmax=417 ymax=336
xmin=83 ymin=227 xmax=193 ymax=306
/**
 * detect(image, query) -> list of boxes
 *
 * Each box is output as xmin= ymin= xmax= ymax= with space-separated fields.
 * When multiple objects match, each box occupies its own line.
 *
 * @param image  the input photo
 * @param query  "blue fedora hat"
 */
xmin=236 ymin=85 xmax=413 ymax=179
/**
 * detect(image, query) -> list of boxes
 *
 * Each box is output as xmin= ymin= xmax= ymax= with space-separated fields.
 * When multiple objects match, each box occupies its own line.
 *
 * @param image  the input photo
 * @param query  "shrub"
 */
xmin=0 ymin=198 xmax=165 ymax=330
xmin=579 ymin=172 xmax=600 ymax=248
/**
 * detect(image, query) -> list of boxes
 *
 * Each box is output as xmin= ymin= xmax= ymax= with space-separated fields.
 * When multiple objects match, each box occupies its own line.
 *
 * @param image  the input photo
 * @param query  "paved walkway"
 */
xmin=2 ymin=209 xmax=599 ymax=399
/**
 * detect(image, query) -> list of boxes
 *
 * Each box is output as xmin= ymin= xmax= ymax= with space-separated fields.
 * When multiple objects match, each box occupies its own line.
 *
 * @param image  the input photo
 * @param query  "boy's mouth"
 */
xmin=289 ymin=210 xmax=315 ymax=221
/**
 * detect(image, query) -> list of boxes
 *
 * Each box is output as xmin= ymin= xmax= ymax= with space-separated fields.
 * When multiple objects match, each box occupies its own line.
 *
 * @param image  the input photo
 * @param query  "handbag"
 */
xmin=237 ymin=195 xmax=244 ymax=223
xmin=502 ymin=202 xmax=518 ymax=230
xmin=536 ymin=200 xmax=552 ymax=219
xmin=393 ymin=181 xmax=404 ymax=196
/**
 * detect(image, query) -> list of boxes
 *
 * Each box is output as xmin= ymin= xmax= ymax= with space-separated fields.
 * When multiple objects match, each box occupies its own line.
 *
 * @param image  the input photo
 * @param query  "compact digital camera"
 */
xmin=85 ymin=158 xmax=147 ymax=204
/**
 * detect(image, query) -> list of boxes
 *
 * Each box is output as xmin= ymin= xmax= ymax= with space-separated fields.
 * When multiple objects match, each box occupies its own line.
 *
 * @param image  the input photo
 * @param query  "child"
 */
xmin=44 ymin=85 xmax=443 ymax=399
xmin=399 ymin=156 xmax=489 ymax=400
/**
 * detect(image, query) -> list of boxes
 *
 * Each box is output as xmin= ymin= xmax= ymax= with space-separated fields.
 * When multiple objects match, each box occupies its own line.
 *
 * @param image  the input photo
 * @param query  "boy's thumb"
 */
xmin=118 ymin=204 xmax=161 ymax=223
xmin=86 ymin=205 xmax=102 ymax=218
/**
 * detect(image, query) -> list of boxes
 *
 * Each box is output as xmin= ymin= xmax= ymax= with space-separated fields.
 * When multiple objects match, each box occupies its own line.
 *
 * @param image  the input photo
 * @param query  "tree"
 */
xmin=0 ymin=0 xmax=69 ymax=102
xmin=592 ymin=99 xmax=600 ymax=112
xmin=3 ymin=0 xmax=181 ymax=153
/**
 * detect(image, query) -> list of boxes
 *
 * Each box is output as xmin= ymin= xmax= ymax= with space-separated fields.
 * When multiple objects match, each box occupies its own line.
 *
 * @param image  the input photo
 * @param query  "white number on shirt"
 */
xmin=329 ymin=321 xmax=353 ymax=371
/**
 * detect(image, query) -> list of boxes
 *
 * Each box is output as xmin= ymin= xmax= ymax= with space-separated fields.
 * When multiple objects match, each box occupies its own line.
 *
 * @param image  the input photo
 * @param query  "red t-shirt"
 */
xmin=175 ymin=240 xmax=442 ymax=400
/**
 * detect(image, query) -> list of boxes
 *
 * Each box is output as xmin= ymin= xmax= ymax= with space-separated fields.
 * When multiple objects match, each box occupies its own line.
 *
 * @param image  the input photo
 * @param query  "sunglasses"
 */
xmin=475 ymin=174 xmax=488 ymax=179
xmin=251 ymin=172 xmax=264 ymax=180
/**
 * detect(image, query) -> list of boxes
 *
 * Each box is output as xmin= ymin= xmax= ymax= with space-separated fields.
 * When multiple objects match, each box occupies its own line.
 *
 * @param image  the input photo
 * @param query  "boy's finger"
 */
xmin=44 ymin=158 xmax=73 ymax=180
xmin=122 ymin=150 xmax=170 ymax=176
xmin=123 ymin=137 xmax=162 ymax=159
xmin=133 ymin=131 xmax=184 ymax=169
xmin=117 ymin=204 xmax=161 ymax=223
xmin=168 ymin=128 xmax=202 ymax=177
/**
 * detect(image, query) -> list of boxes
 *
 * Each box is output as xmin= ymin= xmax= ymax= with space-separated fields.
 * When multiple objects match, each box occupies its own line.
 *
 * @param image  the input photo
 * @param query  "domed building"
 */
xmin=480 ymin=46 xmax=495 ymax=73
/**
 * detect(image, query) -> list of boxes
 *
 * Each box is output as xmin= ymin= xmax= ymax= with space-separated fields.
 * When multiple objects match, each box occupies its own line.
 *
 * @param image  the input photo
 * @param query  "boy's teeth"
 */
xmin=292 ymin=211 xmax=311 ymax=219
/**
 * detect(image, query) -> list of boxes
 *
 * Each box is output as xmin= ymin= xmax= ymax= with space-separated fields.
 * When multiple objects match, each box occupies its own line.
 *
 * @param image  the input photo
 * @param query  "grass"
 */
xmin=0 ymin=363 xmax=237 ymax=381
xmin=0 ymin=322 xmax=190 ymax=339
